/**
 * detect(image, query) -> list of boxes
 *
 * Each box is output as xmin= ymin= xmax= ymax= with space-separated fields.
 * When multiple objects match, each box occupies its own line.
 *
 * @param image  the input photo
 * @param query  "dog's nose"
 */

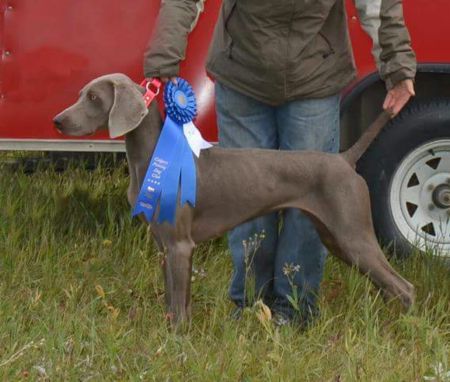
xmin=53 ymin=116 xmax=63 ymax=128
xmin=53 ymin=116 xmax=66 ymax=135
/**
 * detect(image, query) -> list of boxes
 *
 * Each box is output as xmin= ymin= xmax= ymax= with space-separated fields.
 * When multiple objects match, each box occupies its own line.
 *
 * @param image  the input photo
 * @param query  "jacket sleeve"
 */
xmin=353 ymin=0 xmax=417 ymax=89
xmin=143 ymin=0 xmax=205 ymax=78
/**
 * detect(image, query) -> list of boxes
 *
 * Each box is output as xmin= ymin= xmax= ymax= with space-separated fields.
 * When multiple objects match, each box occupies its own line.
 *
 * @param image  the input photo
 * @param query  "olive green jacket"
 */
xmin=144 ymin=0 xmax=416 ymax=105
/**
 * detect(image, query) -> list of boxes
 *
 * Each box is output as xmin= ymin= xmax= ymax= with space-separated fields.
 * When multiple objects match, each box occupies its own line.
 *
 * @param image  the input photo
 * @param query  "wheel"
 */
xmin=357 ymin=98 xmax=450 ymax=258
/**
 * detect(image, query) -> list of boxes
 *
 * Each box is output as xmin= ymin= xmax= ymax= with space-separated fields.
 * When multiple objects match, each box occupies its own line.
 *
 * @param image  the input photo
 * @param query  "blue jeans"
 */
xmin=215 ymin=82 xmax=340 ymax=321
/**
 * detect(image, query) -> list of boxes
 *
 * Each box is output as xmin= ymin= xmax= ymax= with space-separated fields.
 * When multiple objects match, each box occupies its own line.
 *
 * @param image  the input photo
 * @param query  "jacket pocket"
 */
xmin=287 ymin=30 xmax=336 ymax=85
xmin=318 ymin=32 xmax=335 ymax=59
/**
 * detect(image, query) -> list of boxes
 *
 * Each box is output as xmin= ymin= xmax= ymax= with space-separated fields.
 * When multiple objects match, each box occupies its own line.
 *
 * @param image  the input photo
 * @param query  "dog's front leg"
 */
xmin=163 ymin=239 xmax=194 ymax=329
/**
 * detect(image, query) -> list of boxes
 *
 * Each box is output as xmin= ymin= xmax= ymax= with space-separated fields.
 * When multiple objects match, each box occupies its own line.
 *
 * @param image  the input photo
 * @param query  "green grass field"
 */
xmin=0 ymin=159 xmax=448 ymax=381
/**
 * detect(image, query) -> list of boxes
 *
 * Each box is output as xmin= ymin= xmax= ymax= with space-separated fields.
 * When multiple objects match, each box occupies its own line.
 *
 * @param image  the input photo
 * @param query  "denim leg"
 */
xmin=273 ymin=94 xmax=340 ymax=320
xmin=215 ymin=82 xmax=279 ymax=307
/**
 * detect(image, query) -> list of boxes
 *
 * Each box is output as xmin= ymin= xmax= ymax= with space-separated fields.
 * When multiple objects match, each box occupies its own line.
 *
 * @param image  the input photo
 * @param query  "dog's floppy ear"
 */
xmin=108 ymin=79 xmax=148 ymax=139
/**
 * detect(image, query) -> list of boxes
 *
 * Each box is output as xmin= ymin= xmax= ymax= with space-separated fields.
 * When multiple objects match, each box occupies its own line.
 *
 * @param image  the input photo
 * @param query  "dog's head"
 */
xmin=53 ymin=73 xmax=149 ymax=138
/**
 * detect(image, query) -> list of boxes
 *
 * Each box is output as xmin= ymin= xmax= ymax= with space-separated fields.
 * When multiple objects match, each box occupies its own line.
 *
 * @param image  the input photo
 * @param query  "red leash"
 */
xmin=140 ymin=78 xmax=162 ymax=107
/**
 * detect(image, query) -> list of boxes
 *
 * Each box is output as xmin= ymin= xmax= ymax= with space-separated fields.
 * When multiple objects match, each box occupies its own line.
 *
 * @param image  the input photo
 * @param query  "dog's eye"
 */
xmin=88 ymin=93 xmax=98 ymax=101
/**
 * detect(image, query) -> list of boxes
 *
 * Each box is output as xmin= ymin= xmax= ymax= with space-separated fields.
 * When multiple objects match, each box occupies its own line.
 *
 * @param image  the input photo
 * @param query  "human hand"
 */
xmin=383 ymin=79 xmax=415 ymax=117
xmin=160 ymin=77 xmax=178 ymax=85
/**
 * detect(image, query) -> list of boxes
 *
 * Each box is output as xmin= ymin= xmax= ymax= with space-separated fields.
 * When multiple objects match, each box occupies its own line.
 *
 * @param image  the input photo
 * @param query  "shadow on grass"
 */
xmin=0 ymin=152 xmax=127 ymax=174
xmin=52 ymin=185 xmax=131 ymax=238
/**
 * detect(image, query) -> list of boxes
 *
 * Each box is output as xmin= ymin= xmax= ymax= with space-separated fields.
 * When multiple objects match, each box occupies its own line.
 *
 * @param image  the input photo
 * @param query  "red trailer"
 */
xmin=2 ymin=0 xmax=450 ymax=256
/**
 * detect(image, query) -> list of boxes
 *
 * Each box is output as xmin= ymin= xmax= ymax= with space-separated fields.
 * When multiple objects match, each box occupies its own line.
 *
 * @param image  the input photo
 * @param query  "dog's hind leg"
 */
xmin=329 ymin=232 xmax=414 ymax=308
xmin=309 ymin=177 xmax=415 ymax=309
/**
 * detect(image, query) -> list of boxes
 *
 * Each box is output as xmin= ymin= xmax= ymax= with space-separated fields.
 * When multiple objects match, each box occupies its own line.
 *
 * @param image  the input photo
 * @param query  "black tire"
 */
xmin=357 ymin=97 xmax=450 ymax=258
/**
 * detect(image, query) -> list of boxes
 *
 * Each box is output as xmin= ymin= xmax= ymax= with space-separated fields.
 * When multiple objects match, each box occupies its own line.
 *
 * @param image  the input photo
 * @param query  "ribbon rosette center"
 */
xmin=175 ymin=90 xmax=188 ymax=108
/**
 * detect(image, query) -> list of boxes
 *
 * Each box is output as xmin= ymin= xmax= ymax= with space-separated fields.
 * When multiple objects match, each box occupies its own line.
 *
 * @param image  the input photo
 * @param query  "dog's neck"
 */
xmin=125 ymin=105 xmax=161 ymax=156
xmin=124 ymin=103 xmax=163 ymax=205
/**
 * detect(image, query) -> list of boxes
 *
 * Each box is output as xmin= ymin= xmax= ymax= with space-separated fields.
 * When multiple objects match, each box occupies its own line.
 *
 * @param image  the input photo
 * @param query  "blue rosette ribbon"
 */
xmin=132 ymin=77 xmax=210 ymax=225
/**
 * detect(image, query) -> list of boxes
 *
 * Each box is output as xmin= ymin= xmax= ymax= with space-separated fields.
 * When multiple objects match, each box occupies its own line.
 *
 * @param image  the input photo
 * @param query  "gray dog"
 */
xmin=54 ymin=73 xmax=415 ymax=327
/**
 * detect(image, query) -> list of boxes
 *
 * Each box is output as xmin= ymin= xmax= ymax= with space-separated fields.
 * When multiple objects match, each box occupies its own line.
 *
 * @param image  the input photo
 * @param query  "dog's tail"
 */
xmin=341 ymin=111 xmax=392 ymax=166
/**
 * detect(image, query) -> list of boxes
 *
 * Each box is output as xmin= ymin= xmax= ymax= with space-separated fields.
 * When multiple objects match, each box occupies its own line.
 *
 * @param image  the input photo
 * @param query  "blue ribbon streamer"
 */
xmin=132 ymin=78 xmax=197 ymax=225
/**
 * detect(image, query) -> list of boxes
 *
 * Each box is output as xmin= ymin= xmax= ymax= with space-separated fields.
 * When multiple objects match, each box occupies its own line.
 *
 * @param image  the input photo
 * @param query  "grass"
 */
xmin=0 ymin=159 xmax=448 ymax=381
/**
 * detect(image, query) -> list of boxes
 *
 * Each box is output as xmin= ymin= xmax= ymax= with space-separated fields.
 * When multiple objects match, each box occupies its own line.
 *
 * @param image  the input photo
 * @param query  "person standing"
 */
xmin=143 ymin=0 xmax=416 ymax=326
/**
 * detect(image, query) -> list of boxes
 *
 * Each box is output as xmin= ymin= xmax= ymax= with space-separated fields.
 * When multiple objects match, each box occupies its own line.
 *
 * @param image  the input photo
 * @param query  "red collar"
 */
xmin=140 ymin=78 xmax=162 ymax=107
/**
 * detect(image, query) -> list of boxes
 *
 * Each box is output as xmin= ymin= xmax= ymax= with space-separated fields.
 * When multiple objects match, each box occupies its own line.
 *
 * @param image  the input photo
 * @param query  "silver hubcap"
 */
xmin=390 ymin=139 xmax=450 ymax=257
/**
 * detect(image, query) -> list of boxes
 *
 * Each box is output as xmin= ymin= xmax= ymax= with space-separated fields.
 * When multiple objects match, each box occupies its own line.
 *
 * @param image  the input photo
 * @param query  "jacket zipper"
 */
xmin=225 ymin=1 xmax=237 ymax=59
xmin=284 ymin=0 xmax=296 ymax=99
